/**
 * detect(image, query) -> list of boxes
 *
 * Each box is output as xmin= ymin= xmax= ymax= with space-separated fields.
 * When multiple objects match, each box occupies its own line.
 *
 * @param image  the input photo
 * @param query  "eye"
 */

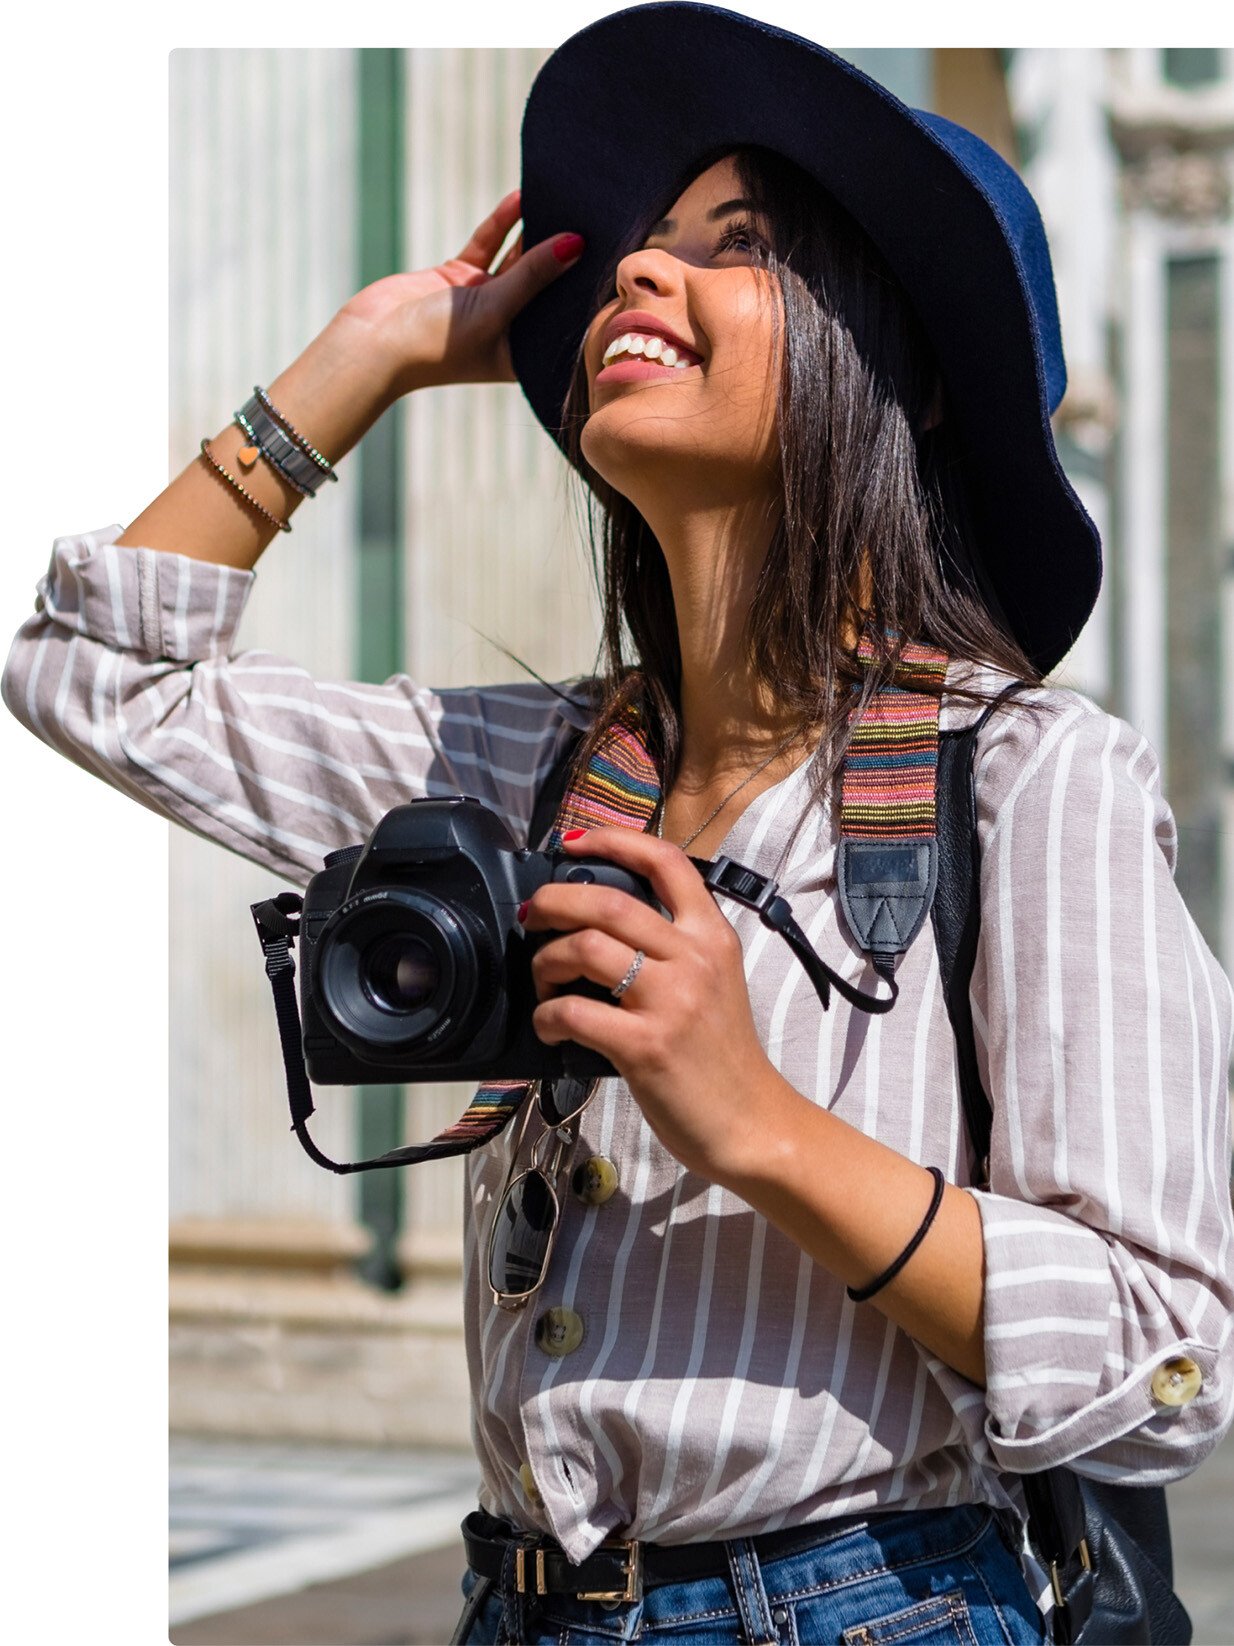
xmin=711 ymin=217 xmax=767 ymax=258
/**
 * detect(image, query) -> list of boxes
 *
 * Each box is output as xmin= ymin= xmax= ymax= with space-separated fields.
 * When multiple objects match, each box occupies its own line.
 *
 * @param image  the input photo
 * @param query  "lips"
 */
xmin=600 ymin=310 xmax=702 ymax=364
xmin=595 ymin=356 xmax=700 ymax=386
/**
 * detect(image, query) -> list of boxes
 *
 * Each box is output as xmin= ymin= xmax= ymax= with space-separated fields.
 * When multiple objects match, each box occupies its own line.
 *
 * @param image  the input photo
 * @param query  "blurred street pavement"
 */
xmin=170 ymin=1427 xmax=1234 ymax=1646
xmin=169 ymin=1438 xmax=478 ymax=1645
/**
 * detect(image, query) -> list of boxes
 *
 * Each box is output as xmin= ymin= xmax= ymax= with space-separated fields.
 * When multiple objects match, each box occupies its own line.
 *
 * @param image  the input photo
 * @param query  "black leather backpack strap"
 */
xmin=929 ymin=682 xmax=1028 ymax=1183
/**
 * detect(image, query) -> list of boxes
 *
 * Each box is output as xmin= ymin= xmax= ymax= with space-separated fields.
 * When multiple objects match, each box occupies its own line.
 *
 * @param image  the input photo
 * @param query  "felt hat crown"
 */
xmin=508 ymin=1 xmax=1102 ymax=677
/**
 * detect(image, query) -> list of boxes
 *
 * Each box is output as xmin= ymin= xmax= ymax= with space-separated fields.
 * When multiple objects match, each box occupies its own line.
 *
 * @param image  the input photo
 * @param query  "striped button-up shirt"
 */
xmin=6 ymin=526 xmax=1234 ymax=1598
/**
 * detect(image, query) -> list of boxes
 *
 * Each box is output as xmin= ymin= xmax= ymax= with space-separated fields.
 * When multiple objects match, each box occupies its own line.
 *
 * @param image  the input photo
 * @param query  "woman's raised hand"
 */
xmin=115 ymin=191 xmax=582 ymax=571
xmin=340 ymin=189 xmax=584 ymax=395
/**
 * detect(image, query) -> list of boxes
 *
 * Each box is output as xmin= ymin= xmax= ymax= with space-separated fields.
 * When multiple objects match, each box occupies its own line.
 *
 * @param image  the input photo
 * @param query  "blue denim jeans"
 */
xmin=453 ymin=1503 xmax=1048 ymax=1644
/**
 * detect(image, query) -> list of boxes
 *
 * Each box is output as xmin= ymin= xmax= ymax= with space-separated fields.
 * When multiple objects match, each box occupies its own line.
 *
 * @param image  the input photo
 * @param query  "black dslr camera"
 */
xmin=296 ymin=795 xmax=668 ymax=1084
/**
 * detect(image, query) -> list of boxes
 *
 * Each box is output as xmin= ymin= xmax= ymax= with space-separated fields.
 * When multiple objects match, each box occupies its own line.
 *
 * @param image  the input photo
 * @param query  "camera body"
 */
xmin=297 ymin=795 xmax=668 ymax=1085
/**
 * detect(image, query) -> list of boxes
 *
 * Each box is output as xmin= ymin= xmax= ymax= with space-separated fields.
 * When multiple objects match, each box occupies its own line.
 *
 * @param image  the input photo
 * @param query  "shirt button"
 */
xmin=572 ymin=1155 xmax=619 ymax=1206
xmin=518 ymin=1461 xmax=543 ymax=1506
xmin=1149 ymin=1356 xmax=1203 ymax=1407
xmin=536 ymin=1305 xmax=584 ymax=1357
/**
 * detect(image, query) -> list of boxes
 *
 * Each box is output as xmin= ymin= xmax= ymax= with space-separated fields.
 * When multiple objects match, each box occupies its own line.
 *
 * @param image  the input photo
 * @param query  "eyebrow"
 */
xmin=643 ymin=197 xmax=760 ymax=238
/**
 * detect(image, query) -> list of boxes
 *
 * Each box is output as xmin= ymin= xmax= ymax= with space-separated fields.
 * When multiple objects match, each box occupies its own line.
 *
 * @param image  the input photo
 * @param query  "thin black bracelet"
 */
xmin=847 ymin=1165 xmax=946 ymax=1303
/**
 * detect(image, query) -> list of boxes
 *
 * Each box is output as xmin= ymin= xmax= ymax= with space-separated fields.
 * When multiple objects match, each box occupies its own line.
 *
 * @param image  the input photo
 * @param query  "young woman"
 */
xmin=5 ymin=8 xmax=1233 ymax=1645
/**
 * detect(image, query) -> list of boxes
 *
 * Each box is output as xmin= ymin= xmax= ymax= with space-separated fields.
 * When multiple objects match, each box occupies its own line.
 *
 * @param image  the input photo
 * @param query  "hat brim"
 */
xmin=510 ymin=1 xmax=1101 ymax=677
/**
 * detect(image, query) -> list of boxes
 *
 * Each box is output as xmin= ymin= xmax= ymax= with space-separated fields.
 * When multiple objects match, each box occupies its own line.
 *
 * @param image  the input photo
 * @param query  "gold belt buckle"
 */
xmin=576 ymin=1537 xmax=643 ymax=1603
xmin=515 ymin=1543 xmax=549 ymax=1597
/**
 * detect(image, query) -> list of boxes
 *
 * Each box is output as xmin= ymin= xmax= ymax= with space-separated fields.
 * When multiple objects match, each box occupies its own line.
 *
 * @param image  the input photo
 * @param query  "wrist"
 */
xmin=331 ymin=294 xmax=440 ymax=400
xmin=709 ymin=1060 xmax=807 ymax=1197
xmin=265 ymin=309 xmax=404 ymax=464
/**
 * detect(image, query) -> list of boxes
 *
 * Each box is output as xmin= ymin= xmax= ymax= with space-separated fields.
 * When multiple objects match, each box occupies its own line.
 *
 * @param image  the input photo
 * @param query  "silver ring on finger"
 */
xmin=610 ymin=947 xmax=645 ymax=1000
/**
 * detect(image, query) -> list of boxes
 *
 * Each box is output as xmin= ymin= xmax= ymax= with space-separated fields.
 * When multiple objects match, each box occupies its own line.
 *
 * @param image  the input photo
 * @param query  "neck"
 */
xmin=649 ymin=493 xmax=810 ymax=785
xmin=603 ymin=462 xmax=868 ymax=785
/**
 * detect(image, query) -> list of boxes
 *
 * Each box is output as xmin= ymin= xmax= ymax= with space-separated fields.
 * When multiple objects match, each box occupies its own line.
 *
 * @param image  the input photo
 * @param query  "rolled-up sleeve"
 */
xmin=961 ymin=692 xmax=1234 ymax=1481
xmin=2 ymin=524 xmax=593 ymax=886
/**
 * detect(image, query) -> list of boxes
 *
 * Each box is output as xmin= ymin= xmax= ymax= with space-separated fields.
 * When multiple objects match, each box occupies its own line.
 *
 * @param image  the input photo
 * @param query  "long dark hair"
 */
xmin=534 ymin=144 xmax=1047 ymax=819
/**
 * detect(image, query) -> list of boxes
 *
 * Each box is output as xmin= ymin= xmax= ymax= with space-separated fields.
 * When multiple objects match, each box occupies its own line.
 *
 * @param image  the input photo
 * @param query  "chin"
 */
xmin=582 ymin=405 xmax=695 ymax=476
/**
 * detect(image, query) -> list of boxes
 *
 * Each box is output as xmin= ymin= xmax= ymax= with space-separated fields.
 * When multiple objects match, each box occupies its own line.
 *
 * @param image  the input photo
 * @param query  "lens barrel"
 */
xmin=314 ymin=886 xmax=494 ymax=1060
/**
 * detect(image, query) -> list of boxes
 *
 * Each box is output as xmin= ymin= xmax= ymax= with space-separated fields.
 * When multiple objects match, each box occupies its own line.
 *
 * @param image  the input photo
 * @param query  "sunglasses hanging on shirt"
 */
xmin=486 ymin=1074 xmax=601 ymax=1309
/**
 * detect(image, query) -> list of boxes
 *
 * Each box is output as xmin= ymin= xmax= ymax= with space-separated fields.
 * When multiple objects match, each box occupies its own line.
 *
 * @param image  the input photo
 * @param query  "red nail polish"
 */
xmin=552 ymin=233 xmax=585 ymax=264
xmin=563 ymin=828 xmax=587 ymax=841
xmin=517 ymin=900 xmax=529 ymax=923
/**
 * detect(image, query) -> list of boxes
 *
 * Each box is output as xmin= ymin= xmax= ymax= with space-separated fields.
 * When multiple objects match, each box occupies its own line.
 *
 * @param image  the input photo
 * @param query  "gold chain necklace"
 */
xmin=655 ymin=725 xmax=806 ymax=850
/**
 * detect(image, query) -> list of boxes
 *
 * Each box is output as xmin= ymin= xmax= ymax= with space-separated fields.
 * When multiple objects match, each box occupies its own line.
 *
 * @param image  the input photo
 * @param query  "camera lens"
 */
xmin=362 ymin=933 xmax=439 ymax=1013
xmin=313 ymin=886 xmax=497 ymax=1063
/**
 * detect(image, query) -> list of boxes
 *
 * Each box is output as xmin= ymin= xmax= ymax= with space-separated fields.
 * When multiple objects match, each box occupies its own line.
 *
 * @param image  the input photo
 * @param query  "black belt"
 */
xmin=462 ymin=1506 xmax=903 ymax=1605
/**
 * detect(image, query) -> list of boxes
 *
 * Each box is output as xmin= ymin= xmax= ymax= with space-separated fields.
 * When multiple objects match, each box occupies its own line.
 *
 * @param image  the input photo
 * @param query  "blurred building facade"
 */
xmin=168 ymin=46 xmax=1233 ymax=1447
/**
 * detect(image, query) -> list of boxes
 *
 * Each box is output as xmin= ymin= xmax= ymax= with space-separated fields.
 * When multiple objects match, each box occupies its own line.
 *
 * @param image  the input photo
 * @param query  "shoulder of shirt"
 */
xmin=479 ymin=673 xmax=599 ymax=733
xmin=942 ymin=657 xmax=1164 ymax=819
xmin=430 ymin=673 xmax=598 ymax=730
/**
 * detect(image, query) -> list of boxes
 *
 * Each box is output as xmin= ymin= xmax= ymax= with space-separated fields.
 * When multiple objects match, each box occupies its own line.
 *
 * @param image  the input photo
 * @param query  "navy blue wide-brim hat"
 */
xmin=509 ymin=1 xmax=1102 ymax=678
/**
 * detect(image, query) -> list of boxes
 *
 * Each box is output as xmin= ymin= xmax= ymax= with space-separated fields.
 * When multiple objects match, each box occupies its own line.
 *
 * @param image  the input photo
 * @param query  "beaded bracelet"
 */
xmin=254 ymin=385 xmax=337 ymax=481
xmin=846 ymin=1165 xmax=946 ymax=1303
xmin=199 ymin=438 xmax=292 ymax=533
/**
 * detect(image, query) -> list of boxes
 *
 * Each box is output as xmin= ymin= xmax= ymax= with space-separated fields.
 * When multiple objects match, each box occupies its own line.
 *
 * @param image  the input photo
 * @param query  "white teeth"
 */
xmin=602 ymin=330 xmax=696 ymax=368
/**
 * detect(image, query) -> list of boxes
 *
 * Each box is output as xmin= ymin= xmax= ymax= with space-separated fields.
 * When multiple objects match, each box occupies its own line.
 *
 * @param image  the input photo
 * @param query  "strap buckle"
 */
xmin=696 ymin=854 xmax=780 ymax=916
xmin=1049 ymin=1536 xmax=1092 ymax=1609
xmin=576 ymin=1538 xmax=643 ymax=1603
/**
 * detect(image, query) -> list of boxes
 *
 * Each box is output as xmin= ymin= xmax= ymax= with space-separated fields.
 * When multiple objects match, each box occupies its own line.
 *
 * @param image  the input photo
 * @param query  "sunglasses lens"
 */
xmin=488 ymin=1169 xmax=557 ymax=1298
xmin=538 ymin=1074 xmax=596 ymax=1130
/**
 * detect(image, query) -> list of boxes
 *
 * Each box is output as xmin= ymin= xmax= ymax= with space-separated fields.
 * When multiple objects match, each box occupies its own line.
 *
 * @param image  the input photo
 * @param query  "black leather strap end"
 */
xmin=837 ymin=837 xmax=938 ymax=962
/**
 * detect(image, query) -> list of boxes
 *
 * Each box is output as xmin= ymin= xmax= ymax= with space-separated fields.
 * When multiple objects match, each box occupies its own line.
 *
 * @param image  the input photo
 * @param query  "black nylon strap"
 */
xmin=251 ymin=895 xmax=469 ymax=1175
xmin=690 ymin=853 xmax=897 ymax=1014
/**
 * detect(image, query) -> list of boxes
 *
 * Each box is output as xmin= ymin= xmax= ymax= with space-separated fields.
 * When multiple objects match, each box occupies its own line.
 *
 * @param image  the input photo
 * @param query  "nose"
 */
xmin=613 ymin=243 xmax=687 ymax=302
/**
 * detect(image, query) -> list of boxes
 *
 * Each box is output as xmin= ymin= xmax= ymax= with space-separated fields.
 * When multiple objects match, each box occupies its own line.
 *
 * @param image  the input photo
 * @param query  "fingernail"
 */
xmin=552 ymin=233 xmax=585 ymax=264
xmin=517 ymin=900 xmax=530 ymax=923
xmin=562 ymin=828 xmax=587 ymax=841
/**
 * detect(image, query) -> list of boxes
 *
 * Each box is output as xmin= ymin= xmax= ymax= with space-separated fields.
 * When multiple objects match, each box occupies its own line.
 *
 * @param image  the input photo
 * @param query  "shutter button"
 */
xmin=1149 ymin=1355 xmax=1203 ymax=1407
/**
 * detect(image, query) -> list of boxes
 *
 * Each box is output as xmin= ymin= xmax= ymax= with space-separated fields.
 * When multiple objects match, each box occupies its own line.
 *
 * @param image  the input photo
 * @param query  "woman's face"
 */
xmin=579 ymin=154 xmax=784 ymax=506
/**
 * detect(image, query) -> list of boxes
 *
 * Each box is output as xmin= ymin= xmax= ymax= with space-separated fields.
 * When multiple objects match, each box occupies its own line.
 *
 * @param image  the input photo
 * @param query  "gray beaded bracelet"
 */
xmin=234 ymin=392 xmax=335 ymax=498
xmin=254 ymin=385 xmax=337 ymax=480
